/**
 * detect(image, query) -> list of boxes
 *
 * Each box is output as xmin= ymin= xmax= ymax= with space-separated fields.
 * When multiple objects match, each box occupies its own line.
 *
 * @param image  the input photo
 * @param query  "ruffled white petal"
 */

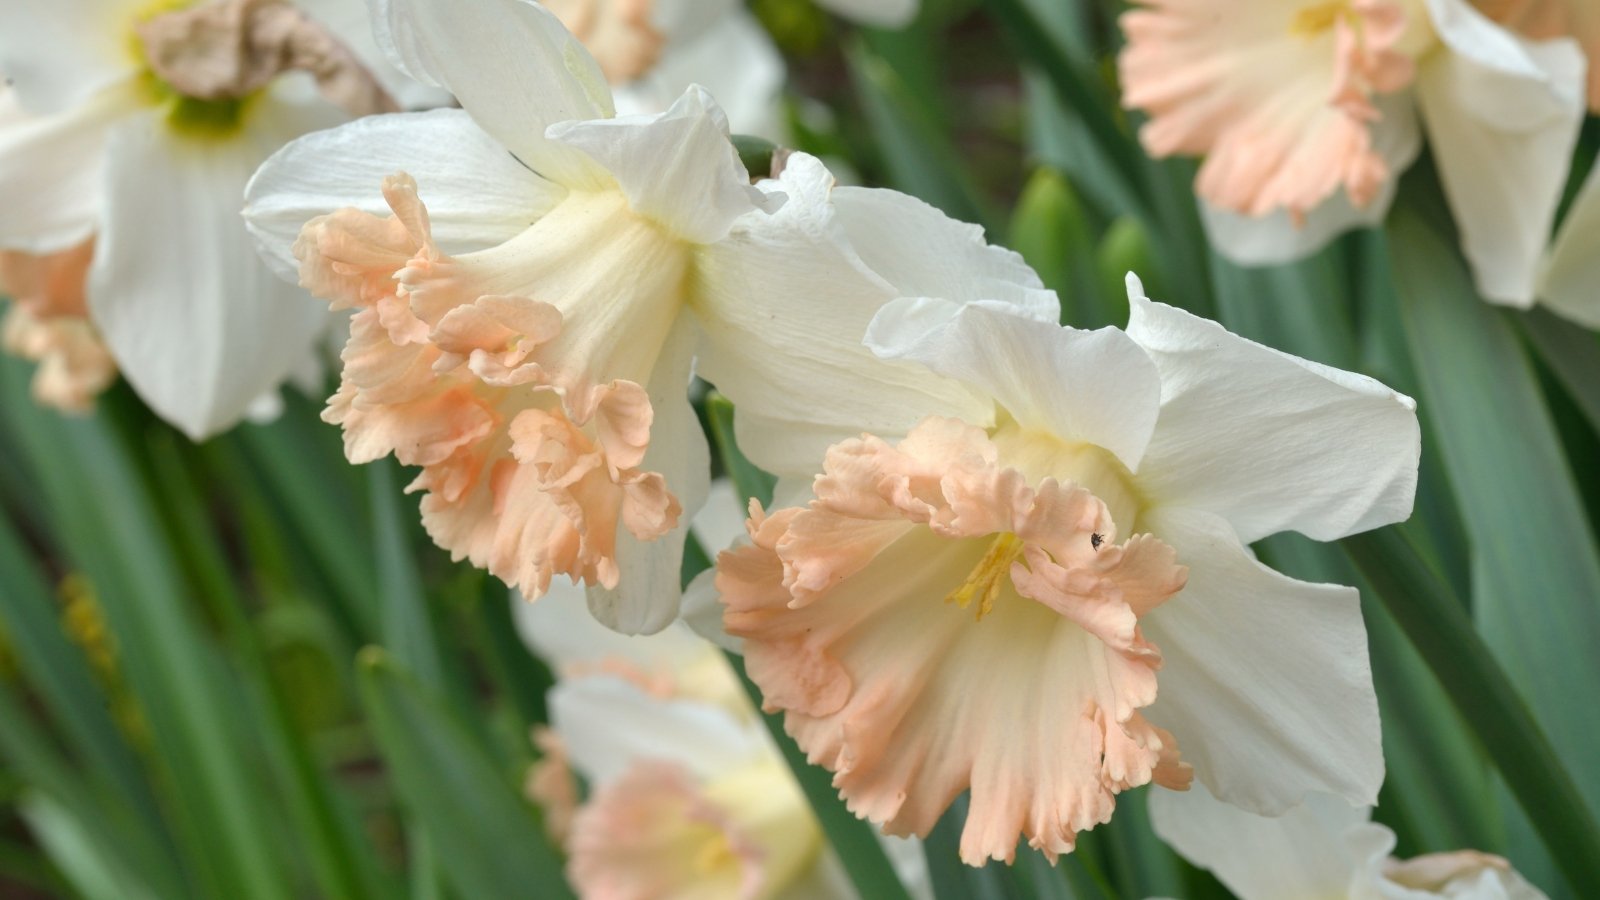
xmin=1150 ymin=782 xmax=1372 ymax=900
xmin=0 ymin=0 xmax=143 ymax=114
xmin=1199 ymin=94 xmax=1421 ymax=267
xmin=549 ymin=676 xmax=764 ymax=784
xmin=0 ymin=82 xmax=127 ymax=253
xmin=548 ymin=85 xmax=766 ymax=244
xmin=1538 ymin=161 xmax=1600 ymax=328
xmin=1417 ymin=0 xmax=1587 ymax=306
xmin=1126 ymin=277 xmax=1420 ymax=544
xmin=585 ymin=315 xmax=710 ymax=635
xmin=691 ymin=153 xmax=996 ymax=478
xmin=814 ymin=0 xmax=919 ymax=28
xmin=88 ymin=104 xmax=331 ymax=439
xmin=1138 ymin=507 xmax=1383 ymax=815
xmin=833 ymin=185 xmax=1059 ymax=325
xmin=243 ymin=108 xmax=564 ymax=281
xmin=865 ymin=298 xmax=1162 ymax=472
xmin=368 ymin=0 xmax=613 ymax=184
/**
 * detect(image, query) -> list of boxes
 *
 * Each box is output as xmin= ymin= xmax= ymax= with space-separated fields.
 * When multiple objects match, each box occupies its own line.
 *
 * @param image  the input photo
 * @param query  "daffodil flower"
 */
xmin=0 ymin=0 xmax=424 ymax=436
xmin=1151 ymin=782 xmax=1549 ymax=899
xmin=243 ymin=0 xmax=1051 ymax=634
xmin=513 ymin=578 xmax=932 ymax=900
xmin=713 ymin=275 xmax=1421 ymax=865
xmin=1118 ymin=0 xmax=1588 ymax=310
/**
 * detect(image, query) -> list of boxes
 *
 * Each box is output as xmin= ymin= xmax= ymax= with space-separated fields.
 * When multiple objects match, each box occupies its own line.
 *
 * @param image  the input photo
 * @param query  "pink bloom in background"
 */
xmin=1117 ymin=0 xmax=1589 ymax=313
xmin=1121 ymin=0 xmax=1421 ymax=222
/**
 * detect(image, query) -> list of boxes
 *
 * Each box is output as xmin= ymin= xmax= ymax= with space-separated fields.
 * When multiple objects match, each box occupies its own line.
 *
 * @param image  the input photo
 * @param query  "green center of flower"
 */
xmin=128 ymin=0 xmax=260 ymax=139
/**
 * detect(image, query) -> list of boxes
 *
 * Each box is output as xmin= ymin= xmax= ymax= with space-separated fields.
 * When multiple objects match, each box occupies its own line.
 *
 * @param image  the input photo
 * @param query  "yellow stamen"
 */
xmin=1291 ymin=0 xmax=1350 ymax=37
xmin=944 ymin=533 xmax=1026 ymax=622
xmin=694 ymin=833 xmax=736 ymax=875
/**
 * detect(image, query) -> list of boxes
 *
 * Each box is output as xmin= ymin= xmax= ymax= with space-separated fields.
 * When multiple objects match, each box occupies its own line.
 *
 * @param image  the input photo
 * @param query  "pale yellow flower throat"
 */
xmin=944 ymin=533 xmax=1026 ymax=622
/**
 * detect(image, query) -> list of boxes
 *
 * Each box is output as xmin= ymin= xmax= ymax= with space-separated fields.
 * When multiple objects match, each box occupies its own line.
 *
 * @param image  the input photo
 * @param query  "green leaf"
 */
xmin=726 ymin=653 xmax=912 ymax=900
xmin=356 ymin=648 xmax=572 ymax=900
xmin=1519 ymin=307 xmax=1600 ymax=438
xmin=0 ymin=360 xmax=294 ymax=900
xmin=0 ymin=513 xmax=159 ymax=830
xmin=985 ymin=0 xmax=1149 ymax=218
xmin=1342 ymin=528 xmax=1600 ymax=897
xmin=844 ymin=38 xmax=994 ymax=230
xmin=1387 ymin=196 xmax=1600 ymax=842
xmin=705 ymin=392 xmax=777 ymax=508
xmin=1008 ymin=168 xmax=1103 ymax=328
xmin=19 ymin=791 xmax=165 ymax=900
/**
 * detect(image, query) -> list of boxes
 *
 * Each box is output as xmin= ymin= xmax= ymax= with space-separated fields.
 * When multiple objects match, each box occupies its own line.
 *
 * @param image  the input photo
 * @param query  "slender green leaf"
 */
xmin=1343 ymin=528 xmax=1600 ymax=897
xmin=705 ymin=393 xmax=776 ymax=508
xmin=357 ymin=648 xmax=572 ymax=900
xmin=1519 ymin=307 xmax=1600 ymax=437
xmin=844 ymin=38 xmax=994 ymax=230
xmin=1388 ymin=198 xmax=1600 ymax=839
xmin=0 ymin=360 xmax=292 ymax=900
xmin=1008 ymin=168 xmax=1103 ymax=328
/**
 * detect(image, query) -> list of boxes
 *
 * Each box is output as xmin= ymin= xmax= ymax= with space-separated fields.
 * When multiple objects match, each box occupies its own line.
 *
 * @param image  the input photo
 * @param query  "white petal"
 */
xmin=368 ymin=0 xmax=613 ymax=183
xmin=813 ymin=0 xmax=919 ymax=29
xmin=1200 ymin=95 xmax=1420 ymax=267
xmin=680 ymin=567 xmax=742 ymax=654
xmin=511 ymin=582 xmax=714 ymax=674
xmin=833 ymin=184 xmax=1059 ymax=324
xmin=585 ymin=315 xmax=710 ymax=635
xmin=612 ymin=9 xmax=785 ymax=140
xmin=692 ymin=479 xmax=748 ymax=555
xmin=865 ymin=297 xmax=1162 ymax=471
xmin=1539 ymin=161 xmax=1600 ymax=328
xmin=549 ymin=86 xmax=764 ymax=244
xmin=1126 ymin=279 xmax=1420 ymax=544
xmin=549 ymin=677 xmax=765 ymax=784
xmin=1140 ymin=507 xmax=1383 ymax=815
xmin=244 ymin=108 xmax=564 ymax=282
xmin=693 ymin=153 xmax=1010 ymax=478
xmin=293 ymin=0 xmax=455 ymax=110
xmin=88 ymin=106 xmax=331 ymax=440
xmin=0 ymin=0 xmax=143 ymax=114
xmin=1417 ymin=0 xmax=1587 ymax=306
xmin=0 ymin=82 xmax=126 ymax=253
xmin=1149 ymin=783 xmax=1372 ymax=900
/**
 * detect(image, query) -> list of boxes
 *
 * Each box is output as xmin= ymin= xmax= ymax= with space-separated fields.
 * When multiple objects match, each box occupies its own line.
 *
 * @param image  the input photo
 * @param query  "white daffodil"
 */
xmin=1151 ymin=782 xmax=1549 ymax=900
xmin=712 ymin=274 xmax=1420 ymax=865
xmin=243 ymin=0 xmax=1052 ymax=635
xmin=1119 ymin=0 xmax=1588 ymax=310
xmin=512 ymin=574 xmax=932 ymax=900
xmin=0 ymin=0 xmax=431 ymax=436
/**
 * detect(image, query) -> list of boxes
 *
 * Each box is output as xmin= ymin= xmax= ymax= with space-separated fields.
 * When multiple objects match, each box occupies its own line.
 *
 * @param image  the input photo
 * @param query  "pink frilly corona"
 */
xmin=296 ymin=173 xmax=679 ymax=598
xmin=1119 ymin=0 xmax=1422 ymax=220
xmin=717 ymin=416 xmax=1193 ymax=865
xmin=0 ymin=244 xmax=115 ymax=414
